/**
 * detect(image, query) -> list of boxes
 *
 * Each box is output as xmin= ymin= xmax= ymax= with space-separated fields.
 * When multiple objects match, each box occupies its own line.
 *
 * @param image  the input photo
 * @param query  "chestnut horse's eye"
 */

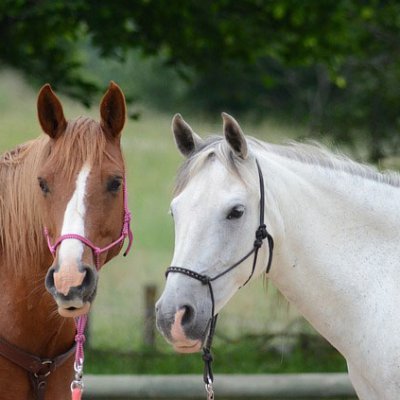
xmin=227 ymin=205 xmax=245 ymax=220
xmin=107 ymin=176 xmax=122 ymax=193
xmin=37 ymin=177 xmax=50 ymax=194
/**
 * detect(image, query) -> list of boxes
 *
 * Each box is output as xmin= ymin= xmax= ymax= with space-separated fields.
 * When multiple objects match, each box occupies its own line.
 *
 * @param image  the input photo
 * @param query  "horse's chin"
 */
xmin=58 ymin=302 xmax=91 ymax=318
xmin=172 ymin=340 xmax=202 ymax=354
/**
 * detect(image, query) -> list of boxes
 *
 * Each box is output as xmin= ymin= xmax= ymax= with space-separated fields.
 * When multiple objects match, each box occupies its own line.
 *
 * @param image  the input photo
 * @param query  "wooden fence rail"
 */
xmin=84 ymin=373 xmax=357 ymax=399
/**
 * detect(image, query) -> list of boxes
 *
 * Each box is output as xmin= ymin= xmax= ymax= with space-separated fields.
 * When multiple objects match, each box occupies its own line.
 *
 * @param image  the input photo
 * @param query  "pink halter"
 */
xmin=44 ymin=175 xmax=133 ymax=270
xmin=43 ymin=174 xmax=133 ymax=399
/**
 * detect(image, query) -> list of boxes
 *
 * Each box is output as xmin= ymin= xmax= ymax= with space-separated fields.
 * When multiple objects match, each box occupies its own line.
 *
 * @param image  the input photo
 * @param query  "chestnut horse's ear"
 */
xmin=222 ymin=112 xmax=248 ymax=160
xmin=100 ymin=81 xmax=126 ymax=139
xmin=37 ymin=84 xmax=67 ymax=139
xmin=172 ymin=114 xmax=203 ymax=158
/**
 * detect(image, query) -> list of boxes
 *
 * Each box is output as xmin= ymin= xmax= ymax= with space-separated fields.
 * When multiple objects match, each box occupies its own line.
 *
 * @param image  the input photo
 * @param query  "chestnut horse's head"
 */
xmin=37 ymin=82 xmax=131 ymax=318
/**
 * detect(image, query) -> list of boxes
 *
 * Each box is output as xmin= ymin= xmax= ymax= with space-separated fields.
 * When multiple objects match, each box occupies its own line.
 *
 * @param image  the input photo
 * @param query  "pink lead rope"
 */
xmin=71 ymin=315 xmax=87 ymax=399
xmin=43 ymin=175 xmax=133 ymax=399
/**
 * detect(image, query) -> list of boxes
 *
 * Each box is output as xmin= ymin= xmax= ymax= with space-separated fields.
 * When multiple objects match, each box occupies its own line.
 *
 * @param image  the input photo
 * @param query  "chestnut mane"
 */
xmin=0 ymin=117 xmax=108 ymax=273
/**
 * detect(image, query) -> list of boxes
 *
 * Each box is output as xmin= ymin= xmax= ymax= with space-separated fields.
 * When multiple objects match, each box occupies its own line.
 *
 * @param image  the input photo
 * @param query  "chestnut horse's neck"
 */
xmin=0 ymin=269 xmax=76 ymax=398
xmin=0 ymin=137 xmax=76 ymax=398
xmin=0 ymin=270 xmax=75 ymax=354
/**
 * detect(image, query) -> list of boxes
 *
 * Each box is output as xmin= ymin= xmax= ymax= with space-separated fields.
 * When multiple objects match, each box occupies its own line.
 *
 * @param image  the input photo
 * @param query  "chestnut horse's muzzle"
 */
xmin=45 ymin=264 xmax=98 ymax=317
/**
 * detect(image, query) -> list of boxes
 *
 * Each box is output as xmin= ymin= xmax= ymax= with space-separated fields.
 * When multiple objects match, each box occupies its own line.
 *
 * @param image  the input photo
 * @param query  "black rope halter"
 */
xmin=165 ymin=159 xmax=274 ymax=399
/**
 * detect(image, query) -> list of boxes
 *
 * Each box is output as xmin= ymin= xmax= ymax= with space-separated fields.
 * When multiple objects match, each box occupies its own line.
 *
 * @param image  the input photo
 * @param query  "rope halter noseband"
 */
xmin=165 ymin=158 xmax=274 ymax=400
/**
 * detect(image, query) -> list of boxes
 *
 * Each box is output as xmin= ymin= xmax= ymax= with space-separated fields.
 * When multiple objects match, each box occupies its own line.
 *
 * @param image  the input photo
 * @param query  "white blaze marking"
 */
xmin=59 ymin=163 xmax=91 ymax=265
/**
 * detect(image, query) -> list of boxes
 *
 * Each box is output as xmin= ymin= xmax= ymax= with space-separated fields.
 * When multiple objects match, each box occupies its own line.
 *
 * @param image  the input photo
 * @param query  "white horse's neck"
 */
xmin=255 ymin=147 xmax=400 ymax=398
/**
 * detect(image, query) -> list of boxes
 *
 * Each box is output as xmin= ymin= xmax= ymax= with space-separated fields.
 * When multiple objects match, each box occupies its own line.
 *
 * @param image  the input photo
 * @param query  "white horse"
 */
xmin=155 ymin=113 xmax=400 ymax=400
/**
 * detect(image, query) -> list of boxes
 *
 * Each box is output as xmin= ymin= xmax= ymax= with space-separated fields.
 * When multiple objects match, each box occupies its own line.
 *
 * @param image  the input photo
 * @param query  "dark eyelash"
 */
xmin=227 ymin=206 xmax=244 ymax=220
xmin=107 ymin=177 xmax=122 ymax=192
xmin=38 ymin=177 xmax=50 ymax=194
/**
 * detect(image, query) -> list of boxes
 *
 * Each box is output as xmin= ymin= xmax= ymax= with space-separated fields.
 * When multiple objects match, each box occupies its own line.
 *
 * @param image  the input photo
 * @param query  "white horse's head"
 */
xmin=156 ymin=113 xmax=273 ymax=353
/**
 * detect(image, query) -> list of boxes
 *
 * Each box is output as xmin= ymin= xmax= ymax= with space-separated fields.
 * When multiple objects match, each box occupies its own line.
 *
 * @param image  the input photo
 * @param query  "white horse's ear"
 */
xmin=172 ymin=114 xmax=203 ymax=157
xmin=222 ymin=112 xmax=248 ymax=159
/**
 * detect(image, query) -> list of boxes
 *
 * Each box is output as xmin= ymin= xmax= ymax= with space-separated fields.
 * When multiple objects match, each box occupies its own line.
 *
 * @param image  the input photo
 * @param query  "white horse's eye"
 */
xmin=227 ymin=205 xmax=245 ymax=220
xmin=168 ymin=208 xmax=174 ymax=218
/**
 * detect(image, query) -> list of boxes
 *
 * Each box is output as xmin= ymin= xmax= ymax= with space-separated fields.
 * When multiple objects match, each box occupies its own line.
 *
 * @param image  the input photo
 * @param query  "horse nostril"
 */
xmin=81 ymin=266 xmax=97 ymax=289
xmin=181 ymin=305 xmax=195 ymax=326
xmin=45 ymin=266 xmax=56 ymax=294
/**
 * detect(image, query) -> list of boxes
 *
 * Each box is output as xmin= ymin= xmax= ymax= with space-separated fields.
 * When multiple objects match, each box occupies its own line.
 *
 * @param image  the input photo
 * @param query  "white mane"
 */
xmin=175 ymin=136 xmax=400 ymax=194
xmin=254 ymin=139 xmax=400 ymax=188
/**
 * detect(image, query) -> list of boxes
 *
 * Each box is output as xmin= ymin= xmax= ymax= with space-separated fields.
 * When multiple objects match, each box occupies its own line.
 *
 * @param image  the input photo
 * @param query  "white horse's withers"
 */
xmin=155 ymin=113 xmax=400 ymax=399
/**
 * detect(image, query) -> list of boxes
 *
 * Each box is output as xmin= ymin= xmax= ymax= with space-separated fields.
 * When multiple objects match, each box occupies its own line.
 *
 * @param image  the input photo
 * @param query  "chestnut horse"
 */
xmin=0 ymin=83 xmax=130 ymax=399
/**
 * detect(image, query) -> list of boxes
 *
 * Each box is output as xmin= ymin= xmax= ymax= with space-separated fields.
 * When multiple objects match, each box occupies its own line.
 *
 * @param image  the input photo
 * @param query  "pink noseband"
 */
xmin=44 ymin=175 xmax=133 ymax=270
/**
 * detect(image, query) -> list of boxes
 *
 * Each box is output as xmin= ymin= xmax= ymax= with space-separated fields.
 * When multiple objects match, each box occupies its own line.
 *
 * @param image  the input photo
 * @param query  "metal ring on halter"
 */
xmin=71 ymin=360 xmax=84 ymax=391
xmin=205 ymin=382 xmax=215 ymax=400
xmin=74 ymin=361 xmax=83 ymax=375
xmin=71 ymin=379 xmax=84 ymax=391
xmin=33 ymin=359 xmax=53 ymax=378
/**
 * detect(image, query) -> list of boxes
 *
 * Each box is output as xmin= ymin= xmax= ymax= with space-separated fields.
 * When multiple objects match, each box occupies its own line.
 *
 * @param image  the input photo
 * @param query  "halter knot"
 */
xmin=202 ymin=350 xmax=213 ymax=363
xmin=200 ymin=275 xmax=211 ymax=285
xmin=123 ymin=211 xmax=132 ymax=228
xmin=254 ymin=224 xmax=268 ymax=248
xmin=74 ymin=333 xmax=86 ymax=345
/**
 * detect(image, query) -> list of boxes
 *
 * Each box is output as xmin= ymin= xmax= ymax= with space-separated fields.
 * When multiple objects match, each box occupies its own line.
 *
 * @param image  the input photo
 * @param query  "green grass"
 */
xmin=85 ymin=335 xmax=347 ymax=374
xmin=0 ymin=69 xmax=348 ymax=373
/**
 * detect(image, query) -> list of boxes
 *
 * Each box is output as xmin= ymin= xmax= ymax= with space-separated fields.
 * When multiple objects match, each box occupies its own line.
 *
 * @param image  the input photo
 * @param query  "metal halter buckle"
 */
xmin=34 ymin=360 xmax=53 ymax=378
xmin=70 ymin=379 xmax=84 ymax=392
xmin=71 ymin=360 xmax=84 ymax=392
xmin=205 ymin=381 xmax=215 ymax=400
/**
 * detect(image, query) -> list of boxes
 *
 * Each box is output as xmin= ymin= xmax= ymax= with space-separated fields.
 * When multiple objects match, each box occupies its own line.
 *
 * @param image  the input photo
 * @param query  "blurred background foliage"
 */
xmin=0 ymin=0 xmax=399 ymax=374
xmin=1 ymin=0 xmax=400 ymax=161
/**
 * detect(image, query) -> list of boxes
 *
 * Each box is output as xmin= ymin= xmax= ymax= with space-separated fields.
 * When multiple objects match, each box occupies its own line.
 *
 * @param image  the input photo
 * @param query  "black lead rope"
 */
xmin=165 ymin=159 xmax=274 ymax=400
